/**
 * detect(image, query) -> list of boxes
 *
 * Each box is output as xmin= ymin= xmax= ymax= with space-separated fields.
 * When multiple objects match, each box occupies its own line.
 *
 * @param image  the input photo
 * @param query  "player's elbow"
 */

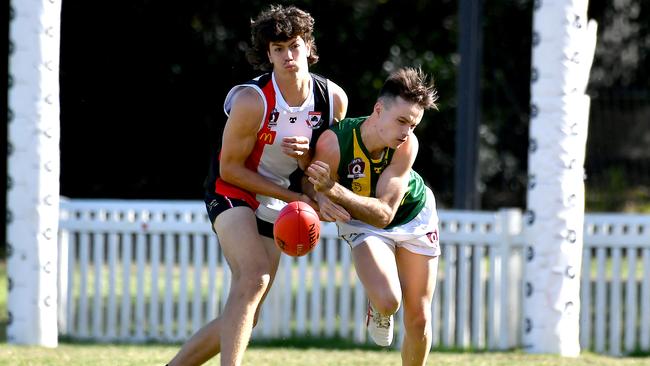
xmin=372 ymin=219 xmax=391 ymax=229
xmin=219 ymin=162 xmax=240 ymax=185
xmin=371 ymin=209 xmax=394 ymax=229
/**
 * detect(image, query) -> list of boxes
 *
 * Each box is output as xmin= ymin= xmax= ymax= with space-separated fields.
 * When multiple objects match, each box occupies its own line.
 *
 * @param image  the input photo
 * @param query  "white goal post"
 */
xmin=524 ymin=0 xmax=597 ymax=356
xmin=7 ymin=0 xmax=62 ymax=347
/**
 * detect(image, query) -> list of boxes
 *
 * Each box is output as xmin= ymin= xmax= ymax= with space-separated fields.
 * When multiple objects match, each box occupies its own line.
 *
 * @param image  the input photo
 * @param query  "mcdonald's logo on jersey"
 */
xmin=258 ymin=130 xmax=276 ymax=144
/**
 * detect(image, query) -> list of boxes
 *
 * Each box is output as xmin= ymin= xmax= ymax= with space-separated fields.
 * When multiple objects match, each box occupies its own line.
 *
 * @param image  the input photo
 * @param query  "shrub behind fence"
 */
xmin=57 ymin=199 xmax=650 ymax=355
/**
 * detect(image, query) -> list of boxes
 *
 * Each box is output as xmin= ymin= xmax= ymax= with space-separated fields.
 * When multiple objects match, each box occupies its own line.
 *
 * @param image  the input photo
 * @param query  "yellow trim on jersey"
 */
xmin=351 ymin=129 xmax=371 ymax=197
xmin=400 ymin=190 xmax=410 ymax=206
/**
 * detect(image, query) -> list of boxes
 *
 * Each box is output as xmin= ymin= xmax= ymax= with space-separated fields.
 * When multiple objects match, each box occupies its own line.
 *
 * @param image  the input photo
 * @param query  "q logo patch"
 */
xmin=346 ymin=158 xmax=366 ymax=179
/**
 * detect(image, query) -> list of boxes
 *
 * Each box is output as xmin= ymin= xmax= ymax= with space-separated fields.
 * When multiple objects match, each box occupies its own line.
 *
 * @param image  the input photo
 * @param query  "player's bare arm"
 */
xmin=308 ymin=134 xmax=419 ymax=228
xmin=220 ymin=88 xmax=312 ymax=205
xmin=303 ymin=129 xmax=351 ymax=222
xmin=282 ymin=81 xmax=348 ymax=170
xmin=297 ymin=84 xmax=349 ymax=217
xmin=331 ymin=82 xmax=349 ymax=123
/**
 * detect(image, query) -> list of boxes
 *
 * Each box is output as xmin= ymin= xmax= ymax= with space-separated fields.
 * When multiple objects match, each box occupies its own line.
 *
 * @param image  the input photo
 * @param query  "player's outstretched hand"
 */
xmin=315 ymin=192 xmax=350 ymax=222
xmin=282 ymin=136 xmax=311 ymax=170
xmin=306 ymin=160 xmax=335 ymax=193
xmin=297 ymin=193 xmax=319 ymax=214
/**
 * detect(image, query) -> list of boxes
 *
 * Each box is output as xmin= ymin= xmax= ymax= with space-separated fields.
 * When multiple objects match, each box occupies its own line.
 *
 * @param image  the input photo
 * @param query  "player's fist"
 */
xmin=306 ymin=160 xmax=334 ymax=193
xmin=282 ymin=136 xmax=311 ymax=169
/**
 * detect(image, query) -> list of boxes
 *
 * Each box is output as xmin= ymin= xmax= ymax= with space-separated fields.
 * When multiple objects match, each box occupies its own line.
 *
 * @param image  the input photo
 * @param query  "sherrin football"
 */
xmin=273 ymin=201 xmax=320 ymax=257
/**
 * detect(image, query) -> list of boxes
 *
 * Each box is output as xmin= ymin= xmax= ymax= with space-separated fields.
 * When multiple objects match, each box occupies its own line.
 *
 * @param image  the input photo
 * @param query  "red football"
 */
xmin=273 ymin=201 xmax=320 ymax=257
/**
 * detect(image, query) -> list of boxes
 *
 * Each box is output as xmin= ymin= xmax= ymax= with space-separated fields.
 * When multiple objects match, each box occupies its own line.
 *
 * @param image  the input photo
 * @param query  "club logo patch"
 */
xmin=268 ymin=108 xmax=279 ymax=128
xmin=347 ymin=158 xmax=366 ymax=179
xmin=306 ymin=111 xmax=323 ymax=129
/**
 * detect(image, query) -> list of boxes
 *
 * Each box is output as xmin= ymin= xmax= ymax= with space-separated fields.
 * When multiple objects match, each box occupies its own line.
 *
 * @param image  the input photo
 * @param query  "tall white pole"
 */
xmin=524 ymin=0 xmax=597 ymax=356
xmin=7 ymin=0 xmax=62 ymax=347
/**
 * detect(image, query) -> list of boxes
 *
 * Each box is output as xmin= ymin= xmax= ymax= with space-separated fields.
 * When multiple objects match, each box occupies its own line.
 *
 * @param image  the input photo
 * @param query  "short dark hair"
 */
xmin=379 ymin=67 xmax=438 ymax=110
xmin=246 ymin=4 xmax=319 ymax=71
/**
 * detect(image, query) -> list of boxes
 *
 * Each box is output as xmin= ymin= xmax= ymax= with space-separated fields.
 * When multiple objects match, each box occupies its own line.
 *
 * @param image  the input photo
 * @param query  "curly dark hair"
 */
xmin=379 ymin=67 xmax=439 ymax=110
xmin=246 ymin=4 xmax=319 ymax=71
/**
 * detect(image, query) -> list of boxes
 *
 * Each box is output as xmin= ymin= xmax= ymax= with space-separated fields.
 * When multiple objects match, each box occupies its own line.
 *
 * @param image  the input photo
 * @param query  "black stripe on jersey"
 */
xmin=309 ymin=72 xmax=331 ymax=151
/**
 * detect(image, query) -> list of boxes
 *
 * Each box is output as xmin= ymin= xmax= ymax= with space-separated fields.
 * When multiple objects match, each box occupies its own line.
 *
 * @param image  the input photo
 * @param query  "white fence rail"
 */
xmin=57 ymin=199 xmax=650 ymax=355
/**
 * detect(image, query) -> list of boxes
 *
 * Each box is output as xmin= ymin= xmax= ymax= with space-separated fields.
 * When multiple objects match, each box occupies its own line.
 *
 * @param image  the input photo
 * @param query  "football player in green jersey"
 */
xmin=306 ymin=67 xmax=439 ymax=366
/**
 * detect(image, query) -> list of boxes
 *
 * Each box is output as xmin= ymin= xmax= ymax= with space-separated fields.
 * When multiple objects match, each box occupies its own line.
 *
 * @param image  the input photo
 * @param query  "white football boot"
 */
xmin=366 ymin=302 xmax=394 ymax=347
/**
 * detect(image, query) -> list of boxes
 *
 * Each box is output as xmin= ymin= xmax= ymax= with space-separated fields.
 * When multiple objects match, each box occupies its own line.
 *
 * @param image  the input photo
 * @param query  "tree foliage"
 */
xmin=57 ymin=0 xmax=647 ymax=210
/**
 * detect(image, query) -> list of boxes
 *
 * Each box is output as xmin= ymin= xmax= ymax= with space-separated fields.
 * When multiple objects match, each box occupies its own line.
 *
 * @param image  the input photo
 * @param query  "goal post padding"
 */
xmin=7 ymin=0 xmax=62 ymax=347
xmin=524 ymin=0 xmax=598 ymax=356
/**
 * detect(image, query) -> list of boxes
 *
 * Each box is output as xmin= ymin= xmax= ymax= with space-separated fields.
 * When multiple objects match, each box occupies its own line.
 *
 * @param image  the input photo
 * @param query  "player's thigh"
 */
xmin=395 ymin=248 xmax=439 ymax=310
xmin=352 ymin=236 xmax=401 ymax=300
xmin=213 ymin=206 xmax=274 ymax=275
xmin=259 ymin=235 xmax=281 ymax=282
xmin=253 ymin=235 xmax=282 ymax=322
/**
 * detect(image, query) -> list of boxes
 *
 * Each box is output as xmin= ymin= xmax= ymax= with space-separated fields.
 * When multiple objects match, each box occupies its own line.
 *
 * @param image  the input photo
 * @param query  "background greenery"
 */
xmin=52 ymin=0 xmax=649 ymax=210
xmin=2 ymin=1 xmax=649 ymax=252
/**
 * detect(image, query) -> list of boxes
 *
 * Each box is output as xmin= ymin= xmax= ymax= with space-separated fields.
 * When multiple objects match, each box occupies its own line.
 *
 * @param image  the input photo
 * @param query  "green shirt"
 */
xmin=332 ymin=117 xmax=426 ymax=229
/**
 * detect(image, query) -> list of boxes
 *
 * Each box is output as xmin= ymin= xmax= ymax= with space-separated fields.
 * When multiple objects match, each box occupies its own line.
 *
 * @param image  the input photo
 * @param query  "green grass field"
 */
xmin=1 ymin=341 xmax=650 ymax=366
xmin=2 ymin=262 xmax=650 ymax=365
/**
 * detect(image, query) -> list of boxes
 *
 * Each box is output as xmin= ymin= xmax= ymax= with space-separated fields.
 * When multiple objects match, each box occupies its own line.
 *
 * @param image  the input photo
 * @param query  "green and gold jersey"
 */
xmin=332 ymin=117 xmax=427 ymax=229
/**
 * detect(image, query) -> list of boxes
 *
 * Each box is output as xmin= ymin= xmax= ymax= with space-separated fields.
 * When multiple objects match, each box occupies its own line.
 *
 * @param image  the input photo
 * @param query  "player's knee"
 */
xmin=374 ymin=296 xmax=401 ymax=316
xmin=404 ymin=308 xmax=431 ymax=335
xmin=236 ymin=268 xmax=272 ymax=297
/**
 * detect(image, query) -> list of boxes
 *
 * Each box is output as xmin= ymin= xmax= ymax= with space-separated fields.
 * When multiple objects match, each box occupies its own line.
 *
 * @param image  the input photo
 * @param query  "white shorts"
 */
xmin=336 ymin=187 xmax=441 ymax=257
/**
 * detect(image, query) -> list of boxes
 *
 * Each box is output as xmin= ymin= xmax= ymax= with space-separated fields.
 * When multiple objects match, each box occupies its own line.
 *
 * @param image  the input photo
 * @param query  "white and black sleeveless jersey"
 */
xmin=204 ymin=72 xmax=335 ymax=223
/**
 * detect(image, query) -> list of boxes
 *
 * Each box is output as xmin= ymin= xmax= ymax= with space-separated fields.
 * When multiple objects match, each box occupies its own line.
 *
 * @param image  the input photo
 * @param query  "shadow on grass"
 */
xmin=249 ymin=336 xmax=390 ymax=351
xmin=626 ymin=349 xmax=650 ymax=358
xmin=249 ymin=336 xmax=501 ymax=354
xmin=0 ymin=321 xmax=6 ymax=343
xmin=57 ymin=334 xmax=479 ymax=353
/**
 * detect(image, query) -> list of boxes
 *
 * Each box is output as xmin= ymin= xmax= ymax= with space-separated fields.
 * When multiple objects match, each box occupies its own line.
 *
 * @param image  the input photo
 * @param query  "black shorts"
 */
xmin=204 ymin=191 xmax=274 ymax=238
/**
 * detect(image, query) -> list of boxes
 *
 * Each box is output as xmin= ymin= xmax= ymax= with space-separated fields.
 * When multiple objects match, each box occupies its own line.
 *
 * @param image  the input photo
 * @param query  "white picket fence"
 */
xmin=56 ymin=199 xmax=650 ymax=355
